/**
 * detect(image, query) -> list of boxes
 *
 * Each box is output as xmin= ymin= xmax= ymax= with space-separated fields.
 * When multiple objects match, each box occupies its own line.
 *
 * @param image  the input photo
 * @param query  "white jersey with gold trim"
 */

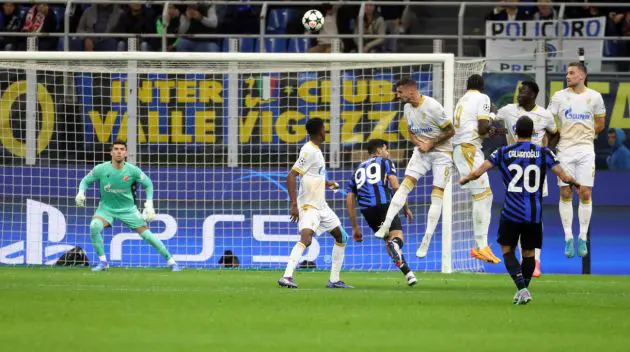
xmin=403 ymin=96 xmax=453 ymax=153
xmin=452 ymin=90 xmax=491 ymax=148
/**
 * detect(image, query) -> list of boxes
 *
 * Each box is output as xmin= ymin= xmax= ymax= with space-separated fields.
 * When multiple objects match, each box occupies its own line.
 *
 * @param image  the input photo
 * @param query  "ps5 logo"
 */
xmin=0 ymin=199 xmax=74 ymax=265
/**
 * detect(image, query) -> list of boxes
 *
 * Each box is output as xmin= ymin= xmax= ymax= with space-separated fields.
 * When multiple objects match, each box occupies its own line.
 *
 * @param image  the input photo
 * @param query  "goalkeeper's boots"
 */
xmin=533 ymin=260 xmax=541 ymax=278
xmin=169 ymin=263 xmax=182 ymax=272
xmin=471 ymin=246 xmax=501 ymax=264
xmin=515 ymin=288 xmax=533 ymax=305
xmin=327 ymin=281 xmax=354 ymax=289
xmin=278 ymin=277 xmax=298 ymax=288
xmin=91 ymin=261 xmax=109 ymax=272
xmin=416 ymin=235 xmax=432 ymax=258
xmin=578 ymin=239 xmax=588 ymax=257
xmin=374 ymin=223 xmax=389 ymax=239
xmin=406 ymin=272 xmax=418 ymax=287
xmin=565 ymin=238 xmax=575 ymax=258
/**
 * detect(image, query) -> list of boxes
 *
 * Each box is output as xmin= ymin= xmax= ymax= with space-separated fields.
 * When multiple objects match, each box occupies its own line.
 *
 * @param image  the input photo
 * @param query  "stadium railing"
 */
xmin=1 ymin=1 xmax=630 ymax=66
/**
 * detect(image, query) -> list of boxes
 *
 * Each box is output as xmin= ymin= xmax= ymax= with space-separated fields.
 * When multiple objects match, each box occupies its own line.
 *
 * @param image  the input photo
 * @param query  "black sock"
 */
xmin=521 ymin=256 xmax=536 ymax=288
xmin=387 ymin=238 xmax=410 ymax=275
xmin=503 ymin=252 xmax=526 ymax=290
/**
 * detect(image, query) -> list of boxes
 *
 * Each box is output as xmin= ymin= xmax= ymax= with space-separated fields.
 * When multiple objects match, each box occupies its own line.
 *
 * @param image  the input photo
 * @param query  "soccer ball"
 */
xmin=302 ymin=9 xmax=324 ymax=32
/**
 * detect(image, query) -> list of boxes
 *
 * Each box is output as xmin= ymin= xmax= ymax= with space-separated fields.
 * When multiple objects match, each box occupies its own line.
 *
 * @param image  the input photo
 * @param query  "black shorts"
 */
xmin=360 ymin=204 xmax=402 ymax=233
xmin=497 ymin=215 xmax=543 ymax=250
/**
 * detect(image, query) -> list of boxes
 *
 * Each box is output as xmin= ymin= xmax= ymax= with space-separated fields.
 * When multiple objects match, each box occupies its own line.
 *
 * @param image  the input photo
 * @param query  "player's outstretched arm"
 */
xmin=286 ymin=169 xmax=300 ymax=222
xmin=137 ymin=170 xmax=156 ymax=221
xmin=345 ymin=192 xmax=363 ymax=242
xmin=76 ymin=166 xmax=99 ymax=207
xmin=546 ymin=130 xmax=560 ymax=150
xmin=459 ymin=160 xmax=494 ymax=185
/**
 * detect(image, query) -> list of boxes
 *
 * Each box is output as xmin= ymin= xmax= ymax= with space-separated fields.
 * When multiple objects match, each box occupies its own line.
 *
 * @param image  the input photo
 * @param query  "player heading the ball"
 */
xmin=75 ymin=140 xmax=180 ymax=272
xmin=374 ymin=78 xmax=455 ymax=263
xmin=460 ymin=116 xmax=578 ymax=305
xmin=278 ymin=118 xmax=352 ymax=289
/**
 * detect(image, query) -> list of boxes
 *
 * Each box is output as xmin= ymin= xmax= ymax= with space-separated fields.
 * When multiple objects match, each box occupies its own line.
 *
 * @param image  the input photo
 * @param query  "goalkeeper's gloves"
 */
xmin=142 ymin=201 xmax=156 ymax=221
xmin=75 ymin=191 xmax=86 ymax=207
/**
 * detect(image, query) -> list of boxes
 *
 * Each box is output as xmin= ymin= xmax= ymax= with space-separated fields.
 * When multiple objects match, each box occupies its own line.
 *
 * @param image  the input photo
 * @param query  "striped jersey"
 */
xmin=346 ymin=156 xmax=397 ymax=209
xmin=488 ymin=142 xmax=559 ymax=223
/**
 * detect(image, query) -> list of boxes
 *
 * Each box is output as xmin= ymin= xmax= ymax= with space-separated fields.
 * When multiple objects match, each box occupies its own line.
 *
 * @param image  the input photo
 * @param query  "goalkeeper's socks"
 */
xmin=283 ymin=242 xmax=306 ymax=278
xmin=521 ymin=256 xmax=536 ymax=288
xmin=139 ymin=229 xmax=172 ymax=260
xmin=388 ymin=238 xmax=411 ymax=275
xmin=89 ymin=218 xmax=106 ymax=260
xmin=503 ymin=252 xmax=526 ymax=290
xmin=167 ymin=257 xmax=177 ymax=266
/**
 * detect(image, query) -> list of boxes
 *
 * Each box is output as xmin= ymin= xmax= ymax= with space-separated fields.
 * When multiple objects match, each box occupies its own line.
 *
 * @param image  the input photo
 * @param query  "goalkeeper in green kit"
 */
xmin=75 ymin=140 xmax=180 ymax=272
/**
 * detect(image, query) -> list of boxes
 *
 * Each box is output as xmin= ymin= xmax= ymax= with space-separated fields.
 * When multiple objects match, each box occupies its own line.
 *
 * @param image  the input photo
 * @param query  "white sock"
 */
xmin=425 ymin=194 xmax=443 ymax=237
xmin=559 ymin=199 xmax=574 ymax=241
xmin=472 ymin=189 xmax=492 ymax=248
xmin=98 ymin=255 xmax=107 ymax=262
xmin=283 ymin=242 xmax=306 ymax=278
xmin=167 ymin=257 xmax=177 ymax=266
xmin=578 ymin=201 xmax=592 ymax=241
xmin=330 ymin=243 xmax=346 ymax=283
xmin=535 ymin=248 xmax=541 ymax=261
xmin=383 ymin=180 xmax=413 ymax=230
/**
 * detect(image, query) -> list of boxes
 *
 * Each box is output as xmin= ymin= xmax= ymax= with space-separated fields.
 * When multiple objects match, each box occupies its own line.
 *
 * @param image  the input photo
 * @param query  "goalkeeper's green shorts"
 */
xmin=94 ymin=206 xmax=146 ymax=229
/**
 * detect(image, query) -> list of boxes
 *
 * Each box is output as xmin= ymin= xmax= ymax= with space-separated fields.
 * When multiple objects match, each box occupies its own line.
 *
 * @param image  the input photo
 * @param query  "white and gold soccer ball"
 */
xmin=302 ymin=9 xmax=324 ymax=32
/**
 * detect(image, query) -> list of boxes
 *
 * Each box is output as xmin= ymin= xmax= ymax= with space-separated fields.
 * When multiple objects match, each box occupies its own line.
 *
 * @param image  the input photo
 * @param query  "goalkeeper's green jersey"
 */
xmin=79 ymin=161 xmax=153 ymax=211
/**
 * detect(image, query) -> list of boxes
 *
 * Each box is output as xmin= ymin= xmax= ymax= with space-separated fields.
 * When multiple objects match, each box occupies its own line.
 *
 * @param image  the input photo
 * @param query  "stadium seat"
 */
xmin=51 ymin=6 xmax=64 ymax=32
xmin=255 ymin=38 xmax=287 ymax=53
xmin=287 ymin=38 xmax=311 ymax=53
xmin=239 ymin=38 xmax=257 ymax=53
xmin=266 ymin=8 xmax=294 ymax=34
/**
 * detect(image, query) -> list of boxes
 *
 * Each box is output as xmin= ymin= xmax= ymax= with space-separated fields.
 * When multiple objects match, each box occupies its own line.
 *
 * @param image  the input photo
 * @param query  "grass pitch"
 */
xmin=1 ymin=267 xmax=629 ymax=351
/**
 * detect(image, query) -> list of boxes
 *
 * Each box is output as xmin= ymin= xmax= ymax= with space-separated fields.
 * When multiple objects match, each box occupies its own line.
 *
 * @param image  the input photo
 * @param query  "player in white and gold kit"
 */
xmin=548 ymin=62 xmax=606 ymax=258
xmin=278 ymin=118 xmax=352 ymax=289
xmin=452 ymin=74 xmax=501 ymax=264
xmin=494 ymin=81 xmax=558 ymax=276
xmin=374 ymin=78 xmax=455 ymax=261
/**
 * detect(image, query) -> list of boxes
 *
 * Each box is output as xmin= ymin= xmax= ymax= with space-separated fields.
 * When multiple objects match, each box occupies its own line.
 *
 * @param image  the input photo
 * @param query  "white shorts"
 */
xmin=404 ymin=149 xmax=453 ymax=189
xmin=298 ymin=204 xmax=341 ymax=235
xmin=453 ymin=143 xmax=490 ymax=191
xmin=557 ymin=147 xmax=595 ymax=187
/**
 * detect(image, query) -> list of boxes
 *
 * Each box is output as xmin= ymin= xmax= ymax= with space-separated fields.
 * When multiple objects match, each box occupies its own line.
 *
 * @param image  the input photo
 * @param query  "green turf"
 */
xmin=1 ymin=267 xmax=629 ymax=351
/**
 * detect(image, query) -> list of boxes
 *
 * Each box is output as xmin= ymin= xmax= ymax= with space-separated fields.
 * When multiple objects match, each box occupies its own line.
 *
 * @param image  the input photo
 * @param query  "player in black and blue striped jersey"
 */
xmin=346 ymin=139 xmax=417 ymax=286
xmin=460 ymin=116 xmax=578 ymax=304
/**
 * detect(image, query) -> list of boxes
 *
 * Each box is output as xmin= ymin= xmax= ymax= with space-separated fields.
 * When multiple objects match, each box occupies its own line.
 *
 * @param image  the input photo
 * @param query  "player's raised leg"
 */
xmin=417 ymin=155 xmax=451 ymax=258
xmin=453 ymin=144 xmax=500 ymax=264
xmin=375 ymin=176 xmax=416 ymax=239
